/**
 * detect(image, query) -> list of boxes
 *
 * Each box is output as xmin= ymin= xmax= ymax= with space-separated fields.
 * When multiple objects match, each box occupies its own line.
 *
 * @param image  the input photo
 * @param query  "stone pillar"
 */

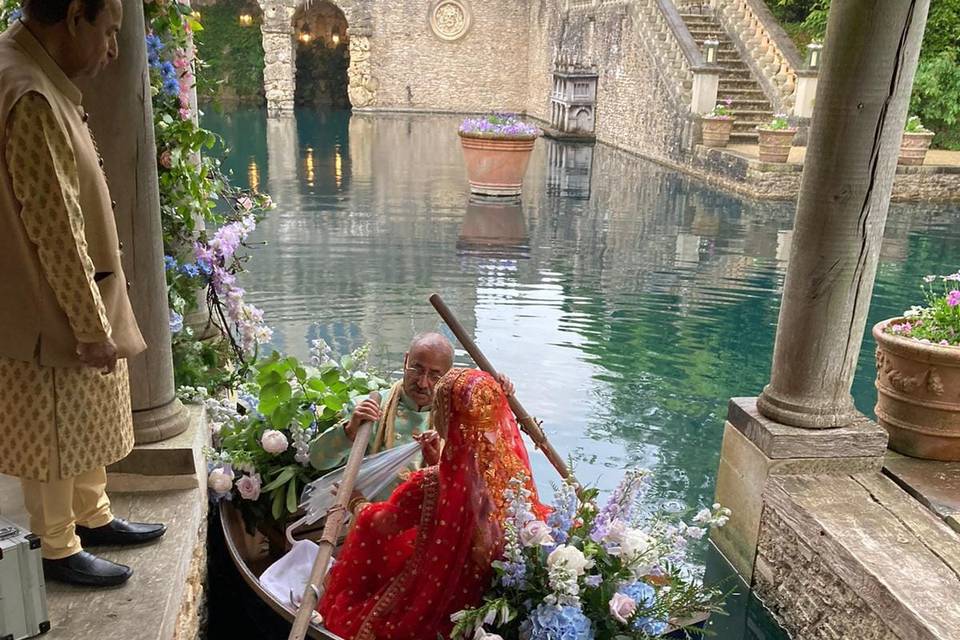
xmin=81 ymin=0 xmax=189 ymax=444
xmin=712 ymin=0 xmax=931 ymax=583
xmin=691 ymin=67 xmax=720 ymax=115
xmin=262 ymin=2 xmax=296 ymax=118
xmin=755 ymin=0 xmax=931 ymax=429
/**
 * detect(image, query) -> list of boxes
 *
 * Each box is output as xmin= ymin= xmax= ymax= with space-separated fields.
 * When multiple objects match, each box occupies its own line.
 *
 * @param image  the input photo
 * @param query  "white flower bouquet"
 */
xmin=451 ymin=470 xmax=730 ymax=640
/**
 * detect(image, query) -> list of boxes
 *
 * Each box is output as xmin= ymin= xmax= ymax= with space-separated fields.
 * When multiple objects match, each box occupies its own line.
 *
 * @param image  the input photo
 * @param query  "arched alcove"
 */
xmin=292 ymin=1 xmax=350 ymax=108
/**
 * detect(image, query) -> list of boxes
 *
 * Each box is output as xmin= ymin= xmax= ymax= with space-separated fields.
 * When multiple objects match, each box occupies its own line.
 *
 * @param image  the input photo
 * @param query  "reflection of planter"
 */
xmin=701 ymin=118 xmax=734 ymax=148
xmin=459 ymin=133 xmax=536 ymax=197
xmin=898 ymin=131 xmax=935 ymax=166
xmin=457 ymin=197 xmax=528 ymax=256
xmin=874 ymin=318 xmax=960 ymax=461
xmin=756 ymin=128 xmax=796 ymax=163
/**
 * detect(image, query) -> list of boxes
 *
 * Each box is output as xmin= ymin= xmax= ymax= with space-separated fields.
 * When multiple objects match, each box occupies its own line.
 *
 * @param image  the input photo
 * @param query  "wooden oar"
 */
xmin=429 ymin=293 xmax=576 ymax=485
xmin=288 ymin=391 xmax=381 ymax=640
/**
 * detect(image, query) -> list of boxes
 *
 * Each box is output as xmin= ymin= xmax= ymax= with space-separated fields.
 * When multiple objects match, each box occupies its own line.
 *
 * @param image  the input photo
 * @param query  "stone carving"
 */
xmin=429 ymin=0 xmax=471 ymax=41
xmin=877 ymin=349 xmax=945 ymax=397
xmin=347 ymin=35 xmax=378 ymax=108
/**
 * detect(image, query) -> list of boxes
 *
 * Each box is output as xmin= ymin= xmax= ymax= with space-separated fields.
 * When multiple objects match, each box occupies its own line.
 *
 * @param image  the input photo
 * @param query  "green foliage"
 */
xmin=193 ymin=0 xmax=265 ymax=103
xmin=904 ymin=115 xmax=930 ymax=134
xmin=887 ymin=271 xmax=960 ymax=346
xmin=704 ymin=97 xmax=734 ymax=119
xmin=208 ymin=346 xmax=389 ymax=524
xmin=760 ymin=113 xmax=791 ymax=131
xmin=767 ymin=0 xmax=960 ymax=149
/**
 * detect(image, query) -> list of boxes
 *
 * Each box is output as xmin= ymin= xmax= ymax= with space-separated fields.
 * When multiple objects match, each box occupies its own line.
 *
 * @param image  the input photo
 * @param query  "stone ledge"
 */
xmin=884 ymin=451 xmax=960 ymax=534
xmin=0 ymin=477 xmax=209 ymax=640
xmin=728 ymin=397 xmax=888 ymax=460
xmin=758 ymin=474 xmax=960 ymax=640
xmin=107 ymin=406 xmax=208 ymax=492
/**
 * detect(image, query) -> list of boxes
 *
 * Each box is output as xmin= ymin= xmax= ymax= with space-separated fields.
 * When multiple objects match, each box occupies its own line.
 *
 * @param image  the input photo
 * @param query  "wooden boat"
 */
xmin=220 ymin=500 xmax=343 ymax=640
xmin=221 ymin=500 xmax=709 ymax=640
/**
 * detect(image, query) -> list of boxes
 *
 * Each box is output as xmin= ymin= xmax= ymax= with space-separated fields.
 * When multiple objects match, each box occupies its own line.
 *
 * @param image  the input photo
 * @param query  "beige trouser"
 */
xmin=20 ymin=438 xmax=113 ymax=560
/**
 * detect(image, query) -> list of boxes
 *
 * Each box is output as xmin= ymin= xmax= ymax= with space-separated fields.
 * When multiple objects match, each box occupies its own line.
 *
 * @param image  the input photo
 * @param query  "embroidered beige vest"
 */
xmin=0 ymin=22 xmax=145 ymax=367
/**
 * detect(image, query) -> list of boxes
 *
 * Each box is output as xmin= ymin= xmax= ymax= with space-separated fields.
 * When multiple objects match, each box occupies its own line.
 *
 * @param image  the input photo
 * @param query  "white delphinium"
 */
xmin=546 ymin=545 xmax=593 ymax=605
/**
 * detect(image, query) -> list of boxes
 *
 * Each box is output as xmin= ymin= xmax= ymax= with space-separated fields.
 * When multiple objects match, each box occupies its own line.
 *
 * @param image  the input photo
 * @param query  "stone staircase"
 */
xmin=680 ymin=12 xmax=774 ymax=144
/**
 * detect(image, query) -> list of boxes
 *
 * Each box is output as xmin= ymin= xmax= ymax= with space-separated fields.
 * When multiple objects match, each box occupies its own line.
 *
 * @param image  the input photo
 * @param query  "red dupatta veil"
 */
xmin=318 ymin=368 xmax=547 ymax=640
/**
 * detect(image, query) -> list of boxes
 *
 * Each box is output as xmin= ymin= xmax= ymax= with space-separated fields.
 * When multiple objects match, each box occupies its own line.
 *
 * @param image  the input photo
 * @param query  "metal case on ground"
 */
xmin=0 ymin=517 xmax=50 ymax=640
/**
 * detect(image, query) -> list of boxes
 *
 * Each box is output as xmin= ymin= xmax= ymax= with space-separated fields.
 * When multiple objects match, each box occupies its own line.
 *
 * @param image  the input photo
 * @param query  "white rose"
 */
xmin=609 ymin=592 xmax=637 ymax=624
xmin=619 ymin=528 xmax=654 ymax=561
xmin=602 ymin=519 xmax=628 ymax=550
xmin=547 ymin=545 xmax=592 ymax=575
xmin=520 ymin=520 xmax=555 ymax=548
xmin=236 ymin=473 xmax=262 ymax=501
xmin=208 ymin=467 xmax=234 ymax=493
xmin=261 ymin=429 xmax=289 ymax=454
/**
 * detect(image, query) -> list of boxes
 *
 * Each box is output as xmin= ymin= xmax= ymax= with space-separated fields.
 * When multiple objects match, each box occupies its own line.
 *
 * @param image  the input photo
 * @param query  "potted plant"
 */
xmin=874 ymin=270 xmax=960 ymax=461
xmin=898 ymin=115 xmax=935 ymax=166
xmin=701 ymin=98 xmax=735 ymax=148
xmin=459 ymin=113 xmax=539 ymax=197
xmin=450 ymin=472 xmax=731 ymax=639
xmin=756 ymin=114 xmax=796 ymax=163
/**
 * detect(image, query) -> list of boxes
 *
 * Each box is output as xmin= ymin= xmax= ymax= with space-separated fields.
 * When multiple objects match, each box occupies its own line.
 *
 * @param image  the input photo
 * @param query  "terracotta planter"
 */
xmin=898 ymin=131 xmax=935 ymax=166
xmin=873 ymin=318 xmax=960 ymax=461
xmin=459 ymin=133 xmax=536 ymax=197
xmin=701 ymin=117 xmax=734 ymax=148
xmin=756 ymin=128 xmax=797 ymax=163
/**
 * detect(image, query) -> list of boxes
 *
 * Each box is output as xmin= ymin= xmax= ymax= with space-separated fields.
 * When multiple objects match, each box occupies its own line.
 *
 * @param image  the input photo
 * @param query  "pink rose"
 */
xmin=609 ymin=592 xmax=637 ymax=625
xmin=159 ymin=149 xmax=173 ymax=169
xmin=261 ymin=429 xmax=289 ymax=454
xmin=520 ymin=520 xmax=554 ymax=548
xmin=238 ymin=196 xmax=254 ymax=211
xmin=207 ymin=467 xmax=233 ymax=494
xmin=236 ymin=473 xmax=262 ymax=501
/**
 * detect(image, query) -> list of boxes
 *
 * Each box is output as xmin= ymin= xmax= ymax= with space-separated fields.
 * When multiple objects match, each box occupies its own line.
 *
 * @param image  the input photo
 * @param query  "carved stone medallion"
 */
xmin=429 ymin=0 xmax=471 ymax=42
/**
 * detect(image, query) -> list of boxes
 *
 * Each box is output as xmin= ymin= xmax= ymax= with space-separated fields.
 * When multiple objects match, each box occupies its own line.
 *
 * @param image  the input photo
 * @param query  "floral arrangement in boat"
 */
xmin=459 ymin=114 xmax=540 ymax=197
xmin=196 ymin=340 xmax=389 ymax=530
xmin=898 ymin=115 xmax=935 ymax=166
xmin=756 ymin=114 xmax=796 ymax=164
xmin=700 ymin=98 xmax=735 ymax=148
xmin=874 ymin=269 xmax=960 ymax=462
xmin=451 ymin=471 xmax=731 ymax=640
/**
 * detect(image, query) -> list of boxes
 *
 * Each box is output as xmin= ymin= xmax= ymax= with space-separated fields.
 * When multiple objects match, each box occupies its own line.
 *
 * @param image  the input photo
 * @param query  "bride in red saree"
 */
xmin=317 ymin=368 xmax=547 ymax=640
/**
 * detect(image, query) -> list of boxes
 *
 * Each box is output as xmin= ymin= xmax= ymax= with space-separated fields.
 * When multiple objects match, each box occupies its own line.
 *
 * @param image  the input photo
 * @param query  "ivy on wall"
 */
xmin=194 ymin=0 xmax=266 ymax=104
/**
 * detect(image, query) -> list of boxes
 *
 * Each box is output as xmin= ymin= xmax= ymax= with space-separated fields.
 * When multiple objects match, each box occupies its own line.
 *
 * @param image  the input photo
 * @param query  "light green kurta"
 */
xmin=308 ymin=385 xmax=430 ymax=476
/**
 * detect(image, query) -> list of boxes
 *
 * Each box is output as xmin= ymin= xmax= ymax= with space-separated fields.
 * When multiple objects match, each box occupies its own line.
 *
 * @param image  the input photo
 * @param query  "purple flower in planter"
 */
xmin=459 ymin=113 xmax=539 ymax=138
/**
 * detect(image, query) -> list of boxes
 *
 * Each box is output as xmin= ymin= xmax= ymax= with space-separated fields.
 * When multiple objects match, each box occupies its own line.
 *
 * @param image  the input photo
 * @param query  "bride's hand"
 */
xmin=414 ymin=431 xmax=443 ymax=466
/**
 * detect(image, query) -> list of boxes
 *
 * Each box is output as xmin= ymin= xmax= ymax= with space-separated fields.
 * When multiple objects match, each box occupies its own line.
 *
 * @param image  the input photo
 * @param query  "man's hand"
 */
xmin=76 ymin=338 xmax=118 ymax=373
xmin=496 ymin=373 xmax=515 ymax=398
xmin=415 ymin=431 xmax=443 ymax=466
xmin=345 ymin=398 xmax=381 ymax=441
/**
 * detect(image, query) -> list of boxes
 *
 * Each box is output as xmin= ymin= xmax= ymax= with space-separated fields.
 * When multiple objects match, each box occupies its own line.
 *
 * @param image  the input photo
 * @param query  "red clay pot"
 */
xmin=459 ymin=133 xmax=536 ymax=197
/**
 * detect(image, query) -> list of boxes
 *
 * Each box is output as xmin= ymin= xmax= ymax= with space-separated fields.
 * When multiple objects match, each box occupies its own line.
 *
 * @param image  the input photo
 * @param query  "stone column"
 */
xmin=81 ymin=0 xmax=189 ymax=444
xmin=262 ymin=1 xmax=296 ymax=117
xmin=712 ymin=0 xmax=931 ymax=583
xmin=755 ymin=0 xmax=931 ymax=429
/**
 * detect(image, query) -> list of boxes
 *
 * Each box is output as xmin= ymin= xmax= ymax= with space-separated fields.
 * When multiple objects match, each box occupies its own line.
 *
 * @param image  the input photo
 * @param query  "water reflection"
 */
xmin=203 ymin=107 xmax=960 ymax=522
xmin=546 ymin=140 xmax=594 ymax=199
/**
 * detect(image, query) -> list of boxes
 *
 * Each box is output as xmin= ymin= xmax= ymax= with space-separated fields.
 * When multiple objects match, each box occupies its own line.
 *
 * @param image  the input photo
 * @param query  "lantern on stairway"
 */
xmin=703 ymin=37 xmax=719 ymax=64
xmin=806 ymin=42 xmax=823 ymax=69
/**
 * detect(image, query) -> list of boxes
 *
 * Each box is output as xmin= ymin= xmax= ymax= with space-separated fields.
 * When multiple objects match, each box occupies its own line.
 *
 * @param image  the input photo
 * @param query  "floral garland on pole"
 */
xmin=143 ymin=0 xmax=275 ymax=390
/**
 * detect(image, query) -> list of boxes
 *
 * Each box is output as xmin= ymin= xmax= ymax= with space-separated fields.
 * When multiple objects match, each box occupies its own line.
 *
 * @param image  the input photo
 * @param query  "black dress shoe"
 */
xmin=76 ymin=518 xmax=167 ymax=547
xmin=43 ymin=551 xmax=132 ymax=587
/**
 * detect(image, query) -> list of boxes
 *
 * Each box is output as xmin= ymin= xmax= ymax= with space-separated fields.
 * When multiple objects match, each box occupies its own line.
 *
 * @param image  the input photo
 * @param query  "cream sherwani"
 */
xmin=0 ymin=23 xmax=146 ymax=558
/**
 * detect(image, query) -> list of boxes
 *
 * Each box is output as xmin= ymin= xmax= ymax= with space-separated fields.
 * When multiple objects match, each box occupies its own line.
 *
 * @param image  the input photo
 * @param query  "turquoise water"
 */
xmin=201 ymin=107 xmax=959 ymax=637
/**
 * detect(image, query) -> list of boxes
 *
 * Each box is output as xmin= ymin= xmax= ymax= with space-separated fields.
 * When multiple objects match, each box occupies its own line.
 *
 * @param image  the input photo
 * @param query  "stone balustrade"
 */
xmin=710 ymin=0 xmax=811 ymax=116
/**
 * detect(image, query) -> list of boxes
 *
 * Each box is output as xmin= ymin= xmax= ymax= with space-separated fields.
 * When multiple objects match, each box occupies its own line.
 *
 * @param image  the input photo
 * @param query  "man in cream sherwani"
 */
xmin=0 ymin=0 xmax=166 ymax=587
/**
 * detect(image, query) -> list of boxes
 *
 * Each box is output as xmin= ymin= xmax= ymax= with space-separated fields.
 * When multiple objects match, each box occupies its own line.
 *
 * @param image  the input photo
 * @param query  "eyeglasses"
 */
xmin=404 ymin=365 xmax=444 ymax=384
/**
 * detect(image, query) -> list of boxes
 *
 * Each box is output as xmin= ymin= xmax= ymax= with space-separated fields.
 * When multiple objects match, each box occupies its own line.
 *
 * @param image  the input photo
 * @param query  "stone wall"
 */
xmin=527 ymin=1 xmax=693 ymax=165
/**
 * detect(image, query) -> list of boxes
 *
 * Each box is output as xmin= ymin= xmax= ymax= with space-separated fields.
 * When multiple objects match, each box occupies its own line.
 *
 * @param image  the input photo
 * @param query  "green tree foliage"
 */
xmin=194 ymin=0 xmax=266 ymax=104
xmin=768 ymin=0 xmax=960 ymax=149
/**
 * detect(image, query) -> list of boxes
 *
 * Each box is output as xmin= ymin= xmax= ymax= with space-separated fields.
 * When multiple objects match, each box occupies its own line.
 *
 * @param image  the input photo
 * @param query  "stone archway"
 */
xmin=292 ymin=2 xmax=350 ymax=108
xmin=259 ymin=0 xmax=378 ymax=116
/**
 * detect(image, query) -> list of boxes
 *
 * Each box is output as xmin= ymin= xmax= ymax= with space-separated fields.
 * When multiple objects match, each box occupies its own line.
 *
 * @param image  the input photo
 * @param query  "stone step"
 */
xmin=727 ymin=99 xmax=773 ymax=109
xmin=729 ymin=131 xmax=759 ymax=143
xmin=758 ymin=475 xmax=960 ymax=640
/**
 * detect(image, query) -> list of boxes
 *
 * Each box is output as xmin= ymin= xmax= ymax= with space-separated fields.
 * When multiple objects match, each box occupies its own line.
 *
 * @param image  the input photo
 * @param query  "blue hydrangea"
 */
xmin=162 ymin=76 xmax=181 ymax=97
xmin=145 ymin=34 xmax=163 ymax=67
xmin=180 ymin=263 xmax=200 ymax=278
xmin=164 ymin=255 xmax=178 ymax=271
xmin=519 ymin=604 xmax=594 ymax=640
xmin=7 ymin=8 xmax=22 ymax=24
xmin=169 ymin=310 xmax=184 ymax=334
xmin=197 ymin=258 xmax=213 ymax=276
xmin=618 ymin=582 xmax=667 ymax=636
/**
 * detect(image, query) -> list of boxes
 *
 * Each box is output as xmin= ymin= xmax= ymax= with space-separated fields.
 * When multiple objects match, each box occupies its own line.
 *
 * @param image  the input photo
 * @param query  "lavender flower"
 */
xmin=459 ymin=113 xmax=539 ymax=139
xmin=547 ymin=480 xmax=577 ymax=544
xmin=169 ymin=310 xmax=184 ymax=334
